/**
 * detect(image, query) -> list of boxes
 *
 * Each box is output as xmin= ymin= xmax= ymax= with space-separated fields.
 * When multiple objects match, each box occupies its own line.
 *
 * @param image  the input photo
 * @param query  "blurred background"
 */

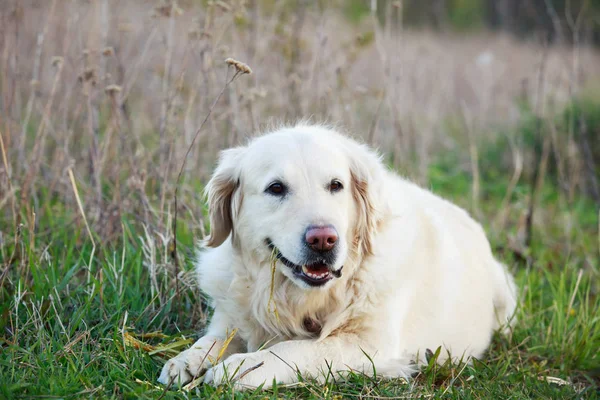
xmin=1 ymin=0 xmax=600 ymax=238
xmin=1 ymin=1 xmax=599 ymax=396
xmin=2 ymin=0 xmax=600 ymax=309
xmin=1 ymin=0 xmax=600 ymax=306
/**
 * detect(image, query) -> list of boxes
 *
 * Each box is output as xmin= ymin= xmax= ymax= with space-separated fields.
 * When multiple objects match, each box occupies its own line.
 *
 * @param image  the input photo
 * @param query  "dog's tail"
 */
xmin=491 ymin=261 xmax=518 ymax=334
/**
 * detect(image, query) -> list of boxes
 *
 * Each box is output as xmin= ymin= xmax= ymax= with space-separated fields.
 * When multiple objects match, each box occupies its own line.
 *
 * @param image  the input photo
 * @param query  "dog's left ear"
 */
xmin=345 ymin=139 xmax=387 ymax=258
xmin=203 ymin=147 xmax=246 ymax=248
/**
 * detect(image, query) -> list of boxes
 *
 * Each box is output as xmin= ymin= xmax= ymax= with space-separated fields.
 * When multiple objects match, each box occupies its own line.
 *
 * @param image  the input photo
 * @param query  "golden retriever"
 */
xmin=158 ymin=123 xmax=517 ymax=389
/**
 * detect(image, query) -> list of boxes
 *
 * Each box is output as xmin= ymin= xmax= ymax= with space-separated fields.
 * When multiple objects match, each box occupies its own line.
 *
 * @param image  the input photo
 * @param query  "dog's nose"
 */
xmin=305 ymin=225 xmax=338 ymax=252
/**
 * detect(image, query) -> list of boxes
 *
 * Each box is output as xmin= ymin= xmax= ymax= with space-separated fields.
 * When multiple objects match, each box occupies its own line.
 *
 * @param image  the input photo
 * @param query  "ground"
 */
xmin=1 ymin=162 xmax=598 ymax=399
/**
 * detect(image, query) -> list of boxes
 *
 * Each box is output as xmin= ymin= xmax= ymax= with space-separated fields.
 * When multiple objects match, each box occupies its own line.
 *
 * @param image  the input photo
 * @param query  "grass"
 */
xmin=1 ymin=1 xmax=600 ymax=398
xmin=1 ymin=163 xmax=598 ymax=399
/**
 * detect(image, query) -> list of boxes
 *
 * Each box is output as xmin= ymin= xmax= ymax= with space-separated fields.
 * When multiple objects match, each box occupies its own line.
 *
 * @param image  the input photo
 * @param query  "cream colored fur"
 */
xmin=158 ymin=123 xmax=518 ymax=389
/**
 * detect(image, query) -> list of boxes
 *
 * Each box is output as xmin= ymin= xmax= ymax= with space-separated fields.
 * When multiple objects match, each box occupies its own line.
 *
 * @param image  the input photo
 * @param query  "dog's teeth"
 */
xmin=306 ymin=271 xmax=329 ymax=279
xmin=301 ymin=265 xmax=331 ymax=280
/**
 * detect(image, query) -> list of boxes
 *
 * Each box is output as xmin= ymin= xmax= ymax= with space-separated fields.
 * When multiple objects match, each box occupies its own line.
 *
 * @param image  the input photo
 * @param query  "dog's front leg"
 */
xmin=158 ymin=309 xmax=243 ymax=386
xmin=204 ymin=334 xmax=379 ymax=389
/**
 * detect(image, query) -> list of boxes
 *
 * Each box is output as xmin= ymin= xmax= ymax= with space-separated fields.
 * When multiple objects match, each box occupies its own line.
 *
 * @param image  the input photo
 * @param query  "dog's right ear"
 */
xmin=203 ymin=147 xmax=246 ymax=248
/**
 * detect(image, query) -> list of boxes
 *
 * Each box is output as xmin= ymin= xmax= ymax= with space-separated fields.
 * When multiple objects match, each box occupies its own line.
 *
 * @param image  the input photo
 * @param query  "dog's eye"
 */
xmin=266 ymin=181 xmax=287 ymax=196
xmin=328 ymin=179 xmax=344 ymax=193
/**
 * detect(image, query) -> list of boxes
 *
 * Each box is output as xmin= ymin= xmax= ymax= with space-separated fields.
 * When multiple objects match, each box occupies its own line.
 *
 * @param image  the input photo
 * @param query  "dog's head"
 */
xmin=203 ymin=124 xmax=385 ymax=290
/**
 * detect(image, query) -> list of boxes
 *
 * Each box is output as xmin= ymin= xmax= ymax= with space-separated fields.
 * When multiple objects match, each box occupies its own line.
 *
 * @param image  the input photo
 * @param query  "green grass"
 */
xmin=1 ymin=166 xmax=599 ymax=399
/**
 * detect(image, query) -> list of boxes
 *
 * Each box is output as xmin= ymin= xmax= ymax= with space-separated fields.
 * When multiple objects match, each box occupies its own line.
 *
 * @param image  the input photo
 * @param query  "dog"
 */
xmin=158 ymin=123 xmax=518 ymax=389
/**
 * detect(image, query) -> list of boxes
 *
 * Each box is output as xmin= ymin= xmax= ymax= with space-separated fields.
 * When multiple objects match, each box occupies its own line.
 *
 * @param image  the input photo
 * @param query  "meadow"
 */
xmin=0 ymin=1 xmax=599 ymax=398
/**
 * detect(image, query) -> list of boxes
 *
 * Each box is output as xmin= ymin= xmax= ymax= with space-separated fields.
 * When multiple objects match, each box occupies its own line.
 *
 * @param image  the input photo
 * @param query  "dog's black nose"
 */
xmin=305 ymin=225 xmax=338 ymax=252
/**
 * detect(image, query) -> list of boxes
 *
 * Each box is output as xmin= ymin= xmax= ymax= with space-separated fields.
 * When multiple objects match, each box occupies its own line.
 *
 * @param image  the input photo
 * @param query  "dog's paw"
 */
xmin=158 ymin=356 xmax=192 ymax=386
xmin=158 ymin=350 xmax=209 ymax=387
xmin=204 ymin=353 xmax=276 ymax=389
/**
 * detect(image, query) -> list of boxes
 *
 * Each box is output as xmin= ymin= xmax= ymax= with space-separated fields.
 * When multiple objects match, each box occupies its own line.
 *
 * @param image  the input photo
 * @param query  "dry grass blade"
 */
xmin=67 ymin=168 xmax=97 ymax=290
xmin=538 ymin=376 xmax=574 ymax=387
xmin=54 ymin=331 xmax=90 ymax=358
xmin=123 ymin=331 xmax=158 ymax=353
xmin=216 ymin=328 xmax=238 ymax=364
xmin=157 ymin=377 xmax=175 ymax=400
xmin=232 ymin=361 xmax=265 ymax=384
xmin=67 ymin=169 xmax=95 ymax=248
xmin=0 ymin=127 xmax=17 ymax=222
xmin=565 ymin=269 xmax=583 ymax=320
xmin=122 ymin=330 xmax=191 ymax=359
xmin=148 ymin=338 xmax=194 ymax=356
xmin=268 ymin=249 xmax=280 ymax=322
xmin=181 ymin=376 xmax=205 ymax=392
xmin=137 ymin=331 xmax=169 ymax=339
xmin=257 ymin=335 xmax=279 ymax=351
xmin=269 ymin=350 xmax=298 ymax=373
xmin=134 ymin=378 xmax=164 ymax=391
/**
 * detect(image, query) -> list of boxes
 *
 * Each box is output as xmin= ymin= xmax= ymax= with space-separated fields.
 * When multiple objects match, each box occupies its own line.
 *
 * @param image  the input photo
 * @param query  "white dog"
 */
xmin=158 ymin=123 xmax=517 ymax=389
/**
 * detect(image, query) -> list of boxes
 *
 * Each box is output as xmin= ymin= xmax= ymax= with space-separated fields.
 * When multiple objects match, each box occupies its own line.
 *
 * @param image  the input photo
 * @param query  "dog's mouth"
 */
xmin=266 ymin=239 xmax=342 ymax=287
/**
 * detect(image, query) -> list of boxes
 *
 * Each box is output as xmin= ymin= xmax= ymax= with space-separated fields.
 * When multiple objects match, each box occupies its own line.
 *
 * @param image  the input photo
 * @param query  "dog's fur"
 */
xmin=158 ymin=124 xmax=518 ymax=389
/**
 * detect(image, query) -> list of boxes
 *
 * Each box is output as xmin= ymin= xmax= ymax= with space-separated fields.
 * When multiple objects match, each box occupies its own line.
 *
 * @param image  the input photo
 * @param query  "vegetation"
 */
xmin=1 ymin=0 xmax=599 ymax=398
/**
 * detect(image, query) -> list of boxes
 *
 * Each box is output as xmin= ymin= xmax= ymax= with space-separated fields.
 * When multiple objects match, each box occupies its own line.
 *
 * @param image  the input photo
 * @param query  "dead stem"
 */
xmin=18 ymin=0 xmax=57 ymax=173
xmin=524 ymin=45 xmax=549 ymax=249
xmin=20 ymin=56 xmax=64 ymax=209
xmin=0 ymin=123 xmax=17 ymax=224
xmin=268 ymin=247 xmax=280 ymax=322
xmin=67 ymin=168 xmax=96 ymax=288
xmin=170 ymin=59 xmax=250 ymax=307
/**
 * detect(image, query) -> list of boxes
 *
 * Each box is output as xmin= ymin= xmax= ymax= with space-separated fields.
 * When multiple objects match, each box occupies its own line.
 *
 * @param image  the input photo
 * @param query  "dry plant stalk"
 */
xmin=170 ymin=58 xmax=251 ymax=302
xmin=67 ymin=169 xmax=95 ymax=248
xmin=232 ymin=361 xmax=265 ymax=384
xmin=0 ymin=126 xmax=17 ymax=223
xmin=460 ymin=101 xmax=482 ymax=220
xmin=18 ymin=0 xmax=58 ymax=171
xmin=495 ymin=142 xmax=523 ymax=231
xmin=67 ymin=168 xmax=96 ymax=290
xmin=524 ymin=45 xmax=549 ymax=250
xmin=122 ymin=329 xmax=192 ymax=359
xmin=123 ymin=331 xmax=158 ymax=353
xmin=215 ymin=328 xmax=238 ymax=364
xmin=134 ymin=379 xmax=164 ymax=391
xmin=268 ymin=248 xmax=280 ymax=322
xmin=20 ymin=55 xmax=64 ymax=207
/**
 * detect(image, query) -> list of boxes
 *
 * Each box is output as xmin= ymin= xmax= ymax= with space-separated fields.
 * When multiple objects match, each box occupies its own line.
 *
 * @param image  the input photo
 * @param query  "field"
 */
xmin=1 ymin=1 xmax=599 ymax=398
